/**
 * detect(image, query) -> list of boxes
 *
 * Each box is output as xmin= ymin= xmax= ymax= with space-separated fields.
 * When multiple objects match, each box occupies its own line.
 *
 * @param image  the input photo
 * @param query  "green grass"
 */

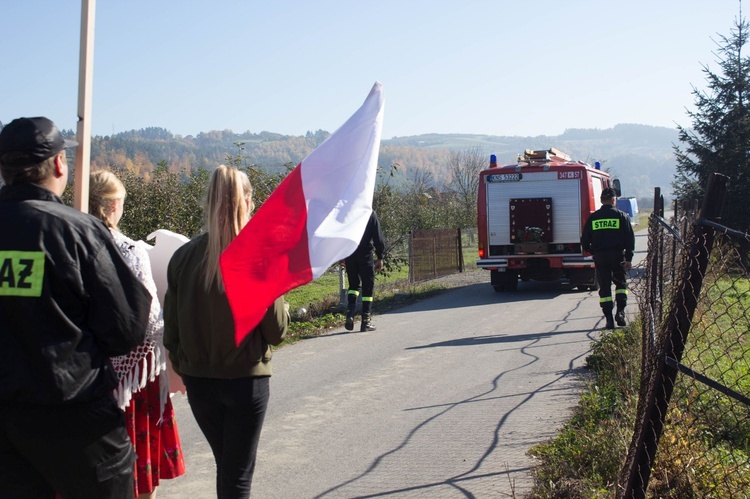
xmin=284 ymin=263 xmax=410 ymax=316
xmin=281 ymin=237 xmax=478 ymax=343
xmin=527 ymin=274 xmax=750 ymax=497
xmin=282 ymin=272 xmax=449 ymax=342
xmin=527 ymin=325 xmax=640 ymax=498
xmin=635 ymin=209 xmax=652 ymax=228
xmin=656 ymin=275 xmax=750 ymax=495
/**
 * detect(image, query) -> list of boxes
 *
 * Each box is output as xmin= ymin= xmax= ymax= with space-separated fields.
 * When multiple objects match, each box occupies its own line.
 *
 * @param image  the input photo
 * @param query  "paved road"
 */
xmin=161 ymin=231 xmax=648 ymax=498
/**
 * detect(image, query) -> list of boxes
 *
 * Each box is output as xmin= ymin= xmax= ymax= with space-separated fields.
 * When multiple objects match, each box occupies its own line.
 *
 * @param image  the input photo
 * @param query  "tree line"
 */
xmin=57 ymin=147 xmax=485 ymax=271
xmin=7 ymin=16 xmax=750 ymax=241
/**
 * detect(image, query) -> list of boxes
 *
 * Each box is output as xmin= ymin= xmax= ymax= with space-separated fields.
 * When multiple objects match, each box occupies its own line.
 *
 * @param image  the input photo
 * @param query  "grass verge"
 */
xmin=527 ymin=324 xmax=640 ymax=498
xmin=282 ymin=266 xmax=470 ymax=343
xmin=527 ymin=275 xmax=750 ymax=497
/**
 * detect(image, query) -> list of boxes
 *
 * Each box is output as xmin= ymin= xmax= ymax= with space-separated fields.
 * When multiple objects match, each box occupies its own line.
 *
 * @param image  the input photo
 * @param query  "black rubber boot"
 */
xmin=603 ymin=310 xmax=615 ymax=329
xmin=360 ymin=314 xmax=376 ymax=332
xmin=360 ymin=298 xmax=374 ymax=331
xmin=345 ymin=296 xmax=356 ymax=331
xmin=615 ymin=306 xmax=626 ymax=327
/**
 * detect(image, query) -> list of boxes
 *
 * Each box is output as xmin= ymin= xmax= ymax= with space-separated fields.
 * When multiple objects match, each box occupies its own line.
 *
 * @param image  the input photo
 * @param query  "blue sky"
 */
xmin=0 ymin=1 xmax=744 ymax=139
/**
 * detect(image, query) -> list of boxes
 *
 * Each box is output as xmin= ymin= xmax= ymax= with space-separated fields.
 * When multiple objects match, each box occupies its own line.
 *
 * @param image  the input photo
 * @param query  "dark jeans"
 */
xmin=0 ymin=396 xmax=135 ymax=499
xmin=183 ymin=375 xmax=270 ymax=499
xmin=594 ymin=250 xmax=628 ymax=312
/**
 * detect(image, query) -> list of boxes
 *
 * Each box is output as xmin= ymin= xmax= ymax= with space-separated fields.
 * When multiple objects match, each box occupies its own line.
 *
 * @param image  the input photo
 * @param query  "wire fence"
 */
xmin=621 ymin=175 xmax=750 ymax=497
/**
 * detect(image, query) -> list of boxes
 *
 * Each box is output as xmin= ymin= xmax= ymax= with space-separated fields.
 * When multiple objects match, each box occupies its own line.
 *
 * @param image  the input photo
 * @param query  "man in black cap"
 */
xmin=581 ymin=187 xmax=635 ymax=329
xmin=0 ymin=117 xmax=151 ymax=498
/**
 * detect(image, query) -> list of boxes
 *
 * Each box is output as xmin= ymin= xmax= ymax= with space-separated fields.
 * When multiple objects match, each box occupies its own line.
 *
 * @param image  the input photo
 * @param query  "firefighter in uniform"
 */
xmin=344 ymin=211 xmax=385 ymax=332
xmin=0 ymin=117 xmax=151 ymax=498
xmin=581 ymin=187 xmax=635 ymax=329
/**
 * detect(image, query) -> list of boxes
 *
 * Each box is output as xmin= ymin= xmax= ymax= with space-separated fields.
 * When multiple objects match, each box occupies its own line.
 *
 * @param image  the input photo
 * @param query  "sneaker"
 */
xmin=615 ymin=310 xmax=626 ymax=327
xmin=345 ymin=314 xmax=354 ymax=331
xmin=360 ymin=320 xmax=377 ymax=332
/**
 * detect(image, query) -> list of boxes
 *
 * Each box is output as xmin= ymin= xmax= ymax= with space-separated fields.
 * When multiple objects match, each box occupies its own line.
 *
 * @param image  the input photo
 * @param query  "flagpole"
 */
xmin=73 ymin=0 xmax=96 ymax=213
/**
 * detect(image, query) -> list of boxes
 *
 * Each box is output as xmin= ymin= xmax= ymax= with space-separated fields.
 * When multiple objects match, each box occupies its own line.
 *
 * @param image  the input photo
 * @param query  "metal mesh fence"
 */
xmin=622 ymin=184 xmax=750 ymax=497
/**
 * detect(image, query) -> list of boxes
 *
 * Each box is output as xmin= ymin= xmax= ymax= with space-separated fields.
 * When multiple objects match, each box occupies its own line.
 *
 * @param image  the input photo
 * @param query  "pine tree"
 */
xmin=673 ymin=17 xmax=750 ymax=230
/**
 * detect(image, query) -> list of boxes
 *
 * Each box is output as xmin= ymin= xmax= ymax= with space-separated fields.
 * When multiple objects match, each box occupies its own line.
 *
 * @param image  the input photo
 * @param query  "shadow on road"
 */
xmin=313 ymin=294 xmax=600 ymax=498
xmin=386 ymin=280 xmax=590 ymax=315
xmin=405 ymin=327 xmax=599 ymax=350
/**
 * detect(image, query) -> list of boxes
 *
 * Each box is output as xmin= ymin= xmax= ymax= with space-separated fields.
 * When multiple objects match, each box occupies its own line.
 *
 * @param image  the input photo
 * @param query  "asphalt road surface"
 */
xmin=160 ymin=230 xmax=648 ymax=498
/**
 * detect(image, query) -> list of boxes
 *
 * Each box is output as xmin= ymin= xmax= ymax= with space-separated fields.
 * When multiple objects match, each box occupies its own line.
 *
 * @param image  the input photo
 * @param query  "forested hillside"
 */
xmin=63 ymin=123 xmax=678 ymax=205
xmin=386 ymin=124 xmax=679 ymax=203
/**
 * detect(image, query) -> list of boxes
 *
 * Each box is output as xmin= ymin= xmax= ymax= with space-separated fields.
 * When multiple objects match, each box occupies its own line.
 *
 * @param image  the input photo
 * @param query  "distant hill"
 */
xmin=385 ymin=124 xmax=679 ymax=205
xmin=63 ymin=123 xmax=679 ymax=207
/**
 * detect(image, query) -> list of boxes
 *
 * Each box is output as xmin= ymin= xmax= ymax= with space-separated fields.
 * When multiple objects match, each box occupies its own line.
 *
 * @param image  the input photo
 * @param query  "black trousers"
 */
xmin=345 ymin=254 xmax=375 ymax=297
xmin=593 ymin=250 xmax=628 ymax=312
xmin=0 ymin=396 xmax=135 ymax=499
xmin=183 ymin=375 xmax=270 ymax=499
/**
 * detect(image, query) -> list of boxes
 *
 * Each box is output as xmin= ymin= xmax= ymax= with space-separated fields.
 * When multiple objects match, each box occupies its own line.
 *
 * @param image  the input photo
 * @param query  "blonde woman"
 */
xmin=89 ymin=170 xmax=185 ymax=499
xmin=164 ymin=165 xmax=288 ymax=499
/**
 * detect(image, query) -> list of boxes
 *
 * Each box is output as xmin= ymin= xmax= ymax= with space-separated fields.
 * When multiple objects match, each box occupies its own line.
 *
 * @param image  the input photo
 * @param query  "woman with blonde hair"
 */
xmin=89 ymin=169 xmax=185 ymax=499
xmin=164 ymin=164 xmax=287 ymax=499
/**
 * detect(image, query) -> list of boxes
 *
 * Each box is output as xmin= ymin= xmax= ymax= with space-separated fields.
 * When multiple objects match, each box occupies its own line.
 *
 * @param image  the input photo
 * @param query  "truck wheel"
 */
xmin=506 ymin=276 xmax=518 ymax=291
xmin=491 ymin=270 xmax=518 ymax=292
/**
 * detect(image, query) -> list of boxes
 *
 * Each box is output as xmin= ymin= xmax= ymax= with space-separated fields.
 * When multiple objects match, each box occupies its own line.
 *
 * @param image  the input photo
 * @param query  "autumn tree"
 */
xmin=673 ymin=17 xmax=750 ymax=230
xmin=113 ymin=161 xmax=205 ymax=240
xmin=447 ymin=146 xmax=487 ymax=228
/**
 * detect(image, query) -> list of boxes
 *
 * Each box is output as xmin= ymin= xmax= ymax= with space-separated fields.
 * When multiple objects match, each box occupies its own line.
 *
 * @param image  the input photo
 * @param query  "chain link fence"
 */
xmin=621 ymin=175 xmax=750 ymax=497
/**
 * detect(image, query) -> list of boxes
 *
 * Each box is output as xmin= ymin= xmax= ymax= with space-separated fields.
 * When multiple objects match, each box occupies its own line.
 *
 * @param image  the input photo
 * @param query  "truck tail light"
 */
xmin=478 ymin=243 xmax=485 ymax=259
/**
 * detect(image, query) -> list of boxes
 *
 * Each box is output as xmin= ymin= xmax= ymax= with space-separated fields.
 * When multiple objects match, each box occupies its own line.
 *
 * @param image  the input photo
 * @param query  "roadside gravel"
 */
xmin=421 ymin=266 xmax=488 ymax=288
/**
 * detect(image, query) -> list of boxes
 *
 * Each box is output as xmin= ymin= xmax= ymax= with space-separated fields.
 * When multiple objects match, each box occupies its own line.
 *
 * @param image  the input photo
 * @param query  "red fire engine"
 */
xmin=476 ymin=148 xmax=620 ymax=292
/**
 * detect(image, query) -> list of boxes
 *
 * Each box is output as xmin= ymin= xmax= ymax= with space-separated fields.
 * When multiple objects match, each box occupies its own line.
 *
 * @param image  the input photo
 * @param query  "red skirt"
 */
xmin=124 ymin=378 xmax=186 ymax=496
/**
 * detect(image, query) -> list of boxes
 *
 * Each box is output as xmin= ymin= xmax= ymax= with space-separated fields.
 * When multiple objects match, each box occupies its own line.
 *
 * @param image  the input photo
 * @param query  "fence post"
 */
xmin=644 ymin=188 xmax=661 ymax=375
xmin=339 ymin=264 xmax=347 ymax=307
xmin=671 ymin=199 xmax=678 ymax=283
xmin=621 ymin=173 xmax=727 ymax=498
xmin=654 ymin=188 xmax=664 ymax=320
xmin=457 ymin=228 xmax=464 ymax=272
xmin=408 ymin=230 xmax=414 ymax=284
xmin=432 ymin=234 xmax=437 ymax=280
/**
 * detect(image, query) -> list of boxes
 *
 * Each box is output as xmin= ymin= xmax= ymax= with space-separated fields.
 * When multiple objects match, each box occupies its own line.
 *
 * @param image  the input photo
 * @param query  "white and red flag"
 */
xmin=220 ymin=82 xmax=385 ymax=345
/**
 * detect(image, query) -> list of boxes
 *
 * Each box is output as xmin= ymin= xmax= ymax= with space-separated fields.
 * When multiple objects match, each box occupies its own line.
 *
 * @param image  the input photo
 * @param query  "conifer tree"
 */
xmin=673 ymin=16 xmax=750 ymax=230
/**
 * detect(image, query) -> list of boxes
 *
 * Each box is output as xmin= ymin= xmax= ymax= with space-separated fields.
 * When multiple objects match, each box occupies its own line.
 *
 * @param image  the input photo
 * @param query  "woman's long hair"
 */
xmin=203 ymin=165 xmax=254 ymax=292
xmin=89 ymin=169 xmax=126 ymax=230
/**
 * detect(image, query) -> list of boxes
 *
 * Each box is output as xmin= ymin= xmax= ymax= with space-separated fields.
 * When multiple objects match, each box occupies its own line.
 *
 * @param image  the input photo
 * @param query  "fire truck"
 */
xmin=476 ymin=148 xmax=620 ymax=292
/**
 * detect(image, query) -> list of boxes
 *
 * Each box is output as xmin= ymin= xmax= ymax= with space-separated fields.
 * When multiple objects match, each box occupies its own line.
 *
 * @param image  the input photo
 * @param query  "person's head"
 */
xmin=203 ymin=164 xmax=254 ymax=291
xmin=601 ymin=187 xmax=617 ymax=205
xmin=89 ymin=170 xmax=127 ymax=230
xmin=0 ymin=117 xmax=78 ymax=195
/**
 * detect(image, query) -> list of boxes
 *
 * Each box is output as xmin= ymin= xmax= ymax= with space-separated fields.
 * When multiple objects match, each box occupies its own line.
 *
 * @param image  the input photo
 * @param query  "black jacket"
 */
xmin=0 ymin=183 xmax=150 ymax=405
xmin=581 ymin=203 xmax=635 ymax=261
xmin=347 ymin=211 xmax=385 ymax=261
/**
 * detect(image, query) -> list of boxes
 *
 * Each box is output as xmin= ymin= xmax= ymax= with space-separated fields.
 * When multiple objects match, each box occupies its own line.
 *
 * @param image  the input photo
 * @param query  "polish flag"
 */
xmin=220 ymin=82 xmax=385 ymax=345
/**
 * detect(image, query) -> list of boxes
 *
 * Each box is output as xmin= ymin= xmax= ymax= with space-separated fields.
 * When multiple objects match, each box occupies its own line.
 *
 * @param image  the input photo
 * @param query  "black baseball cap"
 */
xmin=601 ymin=187 xmax=617 ymax=200
xmin=0 ymin=117 xmax=78 ymax=167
